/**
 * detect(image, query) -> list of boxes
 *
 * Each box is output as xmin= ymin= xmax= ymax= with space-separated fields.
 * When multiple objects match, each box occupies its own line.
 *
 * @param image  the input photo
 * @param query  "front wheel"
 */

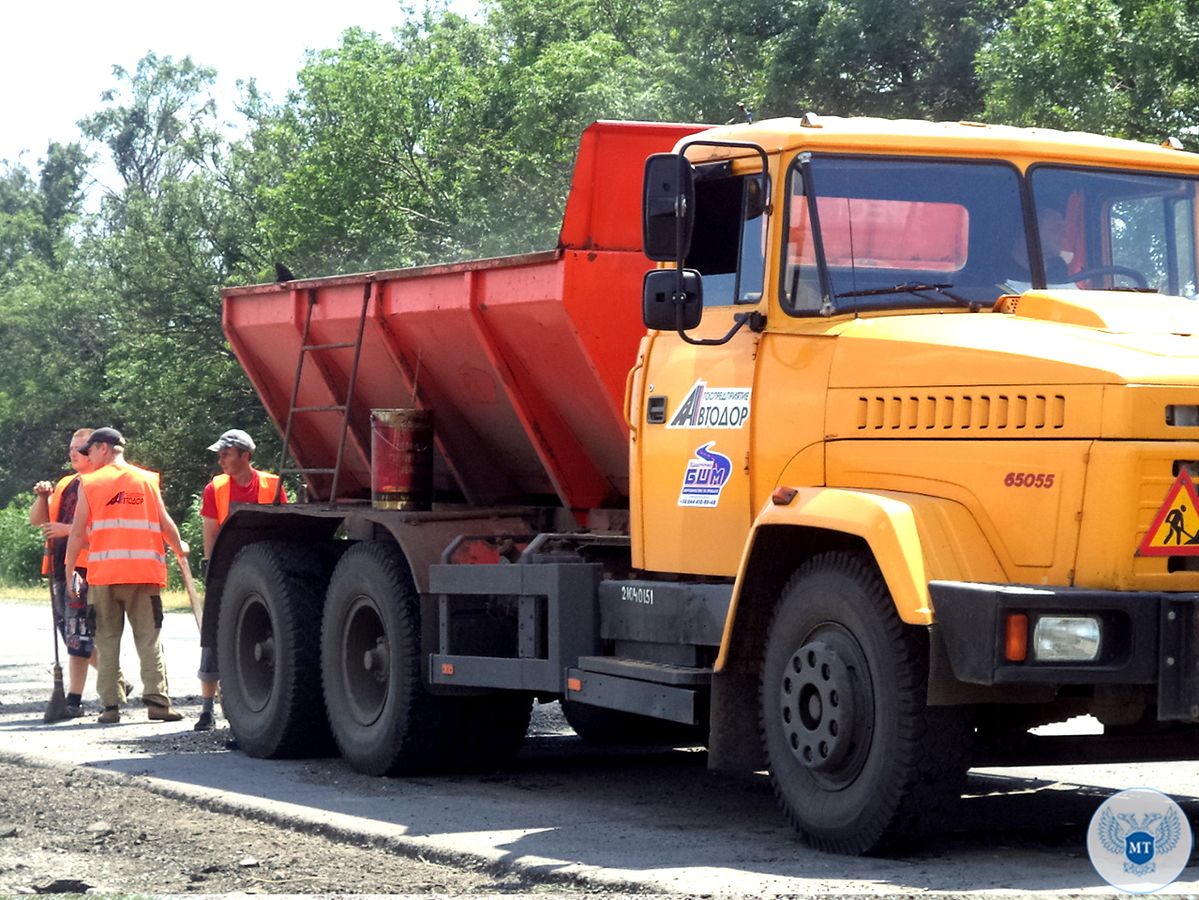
xmin=760 ymin=552 xmax=971 ymax=855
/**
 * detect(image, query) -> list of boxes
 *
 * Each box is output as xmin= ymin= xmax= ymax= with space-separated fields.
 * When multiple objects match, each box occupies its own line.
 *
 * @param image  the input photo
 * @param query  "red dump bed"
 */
xmin=222 ymin=121 xmax=704 ymax=511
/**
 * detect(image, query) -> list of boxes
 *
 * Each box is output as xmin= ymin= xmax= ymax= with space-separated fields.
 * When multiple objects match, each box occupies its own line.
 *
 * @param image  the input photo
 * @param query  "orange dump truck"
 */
xmin=214 ymin=116 xmax=1199 ymax=854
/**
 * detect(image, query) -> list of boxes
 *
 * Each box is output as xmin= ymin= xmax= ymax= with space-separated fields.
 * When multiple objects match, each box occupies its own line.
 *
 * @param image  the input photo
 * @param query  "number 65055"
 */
xmin=1004 ymin=472 xmax=1055 ymax=488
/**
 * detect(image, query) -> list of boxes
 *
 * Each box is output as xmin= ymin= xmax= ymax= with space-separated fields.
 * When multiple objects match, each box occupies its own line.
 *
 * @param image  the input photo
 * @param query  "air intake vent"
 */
xmin=855 ymin=393 xmax=1066 ymax=431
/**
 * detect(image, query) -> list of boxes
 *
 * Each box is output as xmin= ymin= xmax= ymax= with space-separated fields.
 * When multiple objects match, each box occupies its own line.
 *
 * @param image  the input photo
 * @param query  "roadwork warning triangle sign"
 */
xmin=1138 ymin=470 xmax=1199 ymax=556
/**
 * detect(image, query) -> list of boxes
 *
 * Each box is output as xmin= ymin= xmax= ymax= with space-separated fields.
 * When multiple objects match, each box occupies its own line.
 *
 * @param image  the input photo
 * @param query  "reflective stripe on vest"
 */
xmin=213 ymin=471 xmax=280 ymax=524
xmin=80 ymin=463 xmax=168 ymax=587
xmin=88 ymin=548 xmax=167 ymax=563
xmin=90 ymin=518 xmax=163 ymax=533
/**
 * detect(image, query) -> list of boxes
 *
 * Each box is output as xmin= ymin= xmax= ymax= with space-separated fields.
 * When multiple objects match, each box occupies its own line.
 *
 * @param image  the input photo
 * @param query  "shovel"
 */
xmin=177 ymin=555 xmax=203 ymax=631
xmin=43 ymin=582 xmax=71 ymax=724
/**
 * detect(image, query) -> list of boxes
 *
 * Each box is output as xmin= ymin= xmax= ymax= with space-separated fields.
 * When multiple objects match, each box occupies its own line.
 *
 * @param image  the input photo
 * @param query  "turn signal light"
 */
xmin=1004 ymin=613 xmax=1029 ymax=662
xmin=771 ymin=486 xmax=798 ymax=505
xmin=440 ymin=663 xmax=455 ymax=676
xmin=567 ymin=677 xmax=583 ymax=692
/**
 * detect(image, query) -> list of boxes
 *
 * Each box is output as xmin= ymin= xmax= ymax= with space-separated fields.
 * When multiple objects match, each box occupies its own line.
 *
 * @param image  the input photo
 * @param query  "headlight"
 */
xmin=1032 ymin=615 xmax=1102 ymax=662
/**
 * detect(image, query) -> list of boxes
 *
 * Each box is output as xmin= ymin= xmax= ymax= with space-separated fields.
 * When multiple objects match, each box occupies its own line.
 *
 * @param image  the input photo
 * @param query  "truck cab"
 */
xmin=633 ymin=115 xmax=1199 ymax=852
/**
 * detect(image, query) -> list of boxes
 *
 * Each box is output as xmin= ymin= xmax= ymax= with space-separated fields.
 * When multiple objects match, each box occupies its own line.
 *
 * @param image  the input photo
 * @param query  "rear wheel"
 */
xmin=760 ymin=552 xmax=972 ymax=855
xmin=321 ymin=541 xmax=530 ymax=775
xmin=218 ymin=541 xmax=332 ymax=758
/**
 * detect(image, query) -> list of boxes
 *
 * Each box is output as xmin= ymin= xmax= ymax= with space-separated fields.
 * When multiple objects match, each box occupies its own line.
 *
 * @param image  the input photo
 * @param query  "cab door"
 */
xmin=632 ymin=166 xmax=767 ymax=576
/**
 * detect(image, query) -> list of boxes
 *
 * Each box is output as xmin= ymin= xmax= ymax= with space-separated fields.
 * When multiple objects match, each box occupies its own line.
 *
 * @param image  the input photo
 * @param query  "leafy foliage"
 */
xmin=0 ymin=493 xmax=46 ymax=586
xmin=980 ymin=0 xmax=1199 ymax=139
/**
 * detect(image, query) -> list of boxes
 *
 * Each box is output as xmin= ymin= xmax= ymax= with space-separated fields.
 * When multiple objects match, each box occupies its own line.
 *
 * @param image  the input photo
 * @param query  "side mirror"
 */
xmin=643 ymin=269 xmax=703 ymax=331
xmin=643 ymin=153 xmax=695 ymax=262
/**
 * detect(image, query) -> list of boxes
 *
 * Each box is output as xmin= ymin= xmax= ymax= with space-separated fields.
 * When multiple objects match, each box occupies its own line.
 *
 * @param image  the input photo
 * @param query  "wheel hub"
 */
xmin=343 ymin=596 xmax=390 ymax=726
xmin=234 ymin=593 xmax=275 ymax=714
xmin=362 ymin=637 xmax=389 ymax=683
xmin=254 ymin=636 xmax=275 ymax=664
xmin=779 ymin=640 xmax=858 ymax=772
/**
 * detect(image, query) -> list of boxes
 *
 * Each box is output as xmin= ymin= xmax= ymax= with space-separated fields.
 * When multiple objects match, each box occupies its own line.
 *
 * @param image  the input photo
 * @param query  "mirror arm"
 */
xmin=677 ymin=309 xmax=764 ymax=346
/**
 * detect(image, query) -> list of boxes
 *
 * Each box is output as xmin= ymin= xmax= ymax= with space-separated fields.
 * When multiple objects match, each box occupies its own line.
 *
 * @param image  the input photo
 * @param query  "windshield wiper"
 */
xmin=834 ymin=281 xmax=980 ymax=310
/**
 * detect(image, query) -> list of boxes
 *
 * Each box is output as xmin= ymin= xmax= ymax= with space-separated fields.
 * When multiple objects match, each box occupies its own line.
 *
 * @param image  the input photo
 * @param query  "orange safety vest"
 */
xmin=212 ymin=470 xmax=280 ymax=524
xmin=80 ymin=462 xmax=168 ymax=587
xmin=41 ymin=473 xmax=89 ymax=575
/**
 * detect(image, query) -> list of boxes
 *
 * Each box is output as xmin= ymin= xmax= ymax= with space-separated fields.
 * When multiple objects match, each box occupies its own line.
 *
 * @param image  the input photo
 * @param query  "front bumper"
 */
xmin=929 ymin=581 xmax=1199 ymax=722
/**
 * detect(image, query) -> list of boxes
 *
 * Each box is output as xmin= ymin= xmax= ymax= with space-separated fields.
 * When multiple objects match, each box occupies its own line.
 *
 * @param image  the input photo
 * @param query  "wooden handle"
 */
xmin=177 ymin=556 xmax=203 ymax=631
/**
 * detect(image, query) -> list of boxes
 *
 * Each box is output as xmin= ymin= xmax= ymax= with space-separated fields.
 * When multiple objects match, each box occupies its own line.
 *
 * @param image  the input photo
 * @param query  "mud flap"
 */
xmin=1158 ymin=597 xmax=1199 ymax=723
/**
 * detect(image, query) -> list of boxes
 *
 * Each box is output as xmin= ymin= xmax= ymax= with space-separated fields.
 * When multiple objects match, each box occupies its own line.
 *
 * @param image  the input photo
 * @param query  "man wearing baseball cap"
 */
xmin=195 ymin=428 xmax=284 ymax=731
xmin=64 ymin=427 xmax=189 ymax=724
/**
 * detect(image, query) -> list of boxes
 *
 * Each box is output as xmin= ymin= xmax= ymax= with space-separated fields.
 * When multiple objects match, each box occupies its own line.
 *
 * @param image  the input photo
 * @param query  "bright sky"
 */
xmin=1 ymin=0 xmax=474 ymax=169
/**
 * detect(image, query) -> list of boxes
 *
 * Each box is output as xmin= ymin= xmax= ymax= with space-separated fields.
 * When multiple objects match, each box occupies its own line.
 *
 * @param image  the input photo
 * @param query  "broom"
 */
xmin=43 ymin=580 xmax=71 ymax=724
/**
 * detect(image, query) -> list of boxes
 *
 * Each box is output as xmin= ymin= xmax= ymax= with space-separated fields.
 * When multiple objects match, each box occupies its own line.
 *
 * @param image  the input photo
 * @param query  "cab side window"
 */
xmin=685 ymin=171 xmax=766 ymax=307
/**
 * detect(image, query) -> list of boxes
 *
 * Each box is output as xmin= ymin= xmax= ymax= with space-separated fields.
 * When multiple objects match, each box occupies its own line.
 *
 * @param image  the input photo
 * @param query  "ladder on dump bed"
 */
xmin=275 ymin=282 xmax=372 ymax=505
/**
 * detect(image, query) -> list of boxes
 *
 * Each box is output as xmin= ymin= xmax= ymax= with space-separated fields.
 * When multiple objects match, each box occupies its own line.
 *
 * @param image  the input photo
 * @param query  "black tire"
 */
xmin=760 ymin=552 xmax=972 ymax=855
xmin=217 ymin=541 xmax=332 ymax=758
xmin=561 ymin=700 xmax=705 ymax=746
xmin=321 ymin=540 xmax=532 ymax=776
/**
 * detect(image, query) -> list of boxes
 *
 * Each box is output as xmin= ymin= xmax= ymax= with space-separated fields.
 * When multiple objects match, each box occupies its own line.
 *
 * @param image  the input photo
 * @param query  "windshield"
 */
xmin=1030 ymin=166 xmax=1199 ymax=299
xmin=782 ymin=156 xmax=1199 ymax=315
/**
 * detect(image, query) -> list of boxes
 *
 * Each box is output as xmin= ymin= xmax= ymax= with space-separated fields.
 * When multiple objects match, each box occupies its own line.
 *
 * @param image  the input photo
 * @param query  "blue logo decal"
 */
xmin=1099 ymin=810 xmax=1182 ymax=878
xmin=678 ymin=442 xmax=732 ymax=508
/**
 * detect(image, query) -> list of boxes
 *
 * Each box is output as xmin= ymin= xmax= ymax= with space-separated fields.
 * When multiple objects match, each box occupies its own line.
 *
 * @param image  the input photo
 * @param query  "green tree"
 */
xmin=77 ymin=54 xmax=275 ymax=516
xmin=0 ymin=164 xmax=43 ymax=277
xmin=0 ymin=492 xmax=45 ymax=585
xmin=244 ymin=4 xmax=666 ymax=275
xmin=979 ymin=0 xmax=1199 ymax=139
xmin=0 ymin=140 xmax=108 ymax=503
xmin=652 ymin=0 xmax=1018 ymax=123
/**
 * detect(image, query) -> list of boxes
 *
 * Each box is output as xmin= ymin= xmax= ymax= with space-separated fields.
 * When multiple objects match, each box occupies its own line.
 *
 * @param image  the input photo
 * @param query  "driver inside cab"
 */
xmin=1003 ymin=207 xmax=1074 ymax=293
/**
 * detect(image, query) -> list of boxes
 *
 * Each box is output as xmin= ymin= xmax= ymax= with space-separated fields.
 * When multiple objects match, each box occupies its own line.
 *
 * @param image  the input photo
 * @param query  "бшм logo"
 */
xmin=1087 ymin=788 xmax=1192 ymax=893
xmin=678 ymin=442 xmax=732 ymax=508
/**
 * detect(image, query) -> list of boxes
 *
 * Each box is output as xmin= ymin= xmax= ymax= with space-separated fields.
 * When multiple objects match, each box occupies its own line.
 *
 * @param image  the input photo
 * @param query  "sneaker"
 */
xmin=193 ymin=710 xmax=215 ymax=732
xmin=97 ymin=707 xmax=120 ymax=724
xmin=147 ymin=704 xmax=183 ymax=722
xmin=65 ymin=704 xmax=84 ymax=719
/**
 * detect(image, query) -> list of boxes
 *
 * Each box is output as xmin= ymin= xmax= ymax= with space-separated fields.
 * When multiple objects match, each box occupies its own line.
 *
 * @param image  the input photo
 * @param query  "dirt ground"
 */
xmin=0 ymin=756 xmax=634 ymax=896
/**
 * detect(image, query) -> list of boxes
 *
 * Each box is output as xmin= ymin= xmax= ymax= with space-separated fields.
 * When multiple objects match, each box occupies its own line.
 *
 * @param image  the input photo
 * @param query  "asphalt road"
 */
xmin=1 ymin=599 xmax=1197 ymax=895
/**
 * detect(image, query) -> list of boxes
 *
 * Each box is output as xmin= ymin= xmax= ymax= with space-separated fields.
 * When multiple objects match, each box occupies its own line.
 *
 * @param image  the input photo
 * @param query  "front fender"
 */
xmin=718 ymin=488 xmax=1004 ymax=666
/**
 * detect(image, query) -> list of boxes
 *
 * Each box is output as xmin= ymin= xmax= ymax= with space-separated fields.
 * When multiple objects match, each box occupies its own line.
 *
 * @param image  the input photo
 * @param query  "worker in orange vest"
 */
xmin=64 ymin=428 xmax=190 ymax=724
xmin=195 ymin=429 xmax=284 ymax=731
xmin=28 ymin=427 xmax=113 ymax=716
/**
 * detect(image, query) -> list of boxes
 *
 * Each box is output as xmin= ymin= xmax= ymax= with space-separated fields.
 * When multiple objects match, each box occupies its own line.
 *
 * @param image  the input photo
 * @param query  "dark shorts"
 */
xmin=50 ymin=575 xmax=93 ymax=658
xmin=198 ymin=646 xmax=218 ymax=681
